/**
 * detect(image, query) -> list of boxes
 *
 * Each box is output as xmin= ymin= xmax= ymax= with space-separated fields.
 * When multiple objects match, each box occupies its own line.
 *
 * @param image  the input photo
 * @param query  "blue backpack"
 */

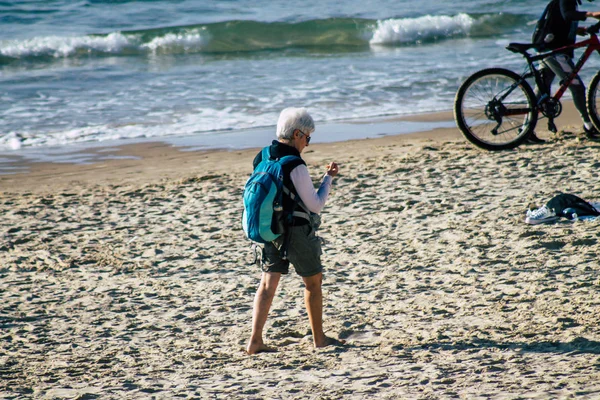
xmin=242 ymin=147 xmax=301 ymax=243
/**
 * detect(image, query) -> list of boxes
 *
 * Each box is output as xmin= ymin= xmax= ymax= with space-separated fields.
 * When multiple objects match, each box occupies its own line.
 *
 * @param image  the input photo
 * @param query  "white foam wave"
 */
xmin=0 ymin=133 xmax=24 ymax=150
xmin=0 ymin=32 xmax=133 ymax=58
xmin=0 ymin=30 xmax=211 ymax=58
xmin=370 ymin=13 xmax=474 ymax=45
xmin=0 ymin=107 xmax=274 ymax=150
xmin=0 ymin=93 xmax=454 ymax=151
xmin=142 ymin=29 xmax=211 ymax=53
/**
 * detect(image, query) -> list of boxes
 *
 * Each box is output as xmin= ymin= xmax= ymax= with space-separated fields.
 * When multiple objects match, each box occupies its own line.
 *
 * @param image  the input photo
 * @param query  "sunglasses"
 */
xmin=297 ymin=129 xmax=311 ymax=144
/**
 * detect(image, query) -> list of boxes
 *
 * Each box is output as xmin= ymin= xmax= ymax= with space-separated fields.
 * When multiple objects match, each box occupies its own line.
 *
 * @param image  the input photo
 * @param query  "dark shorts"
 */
xmin=261 ymin=224 xmax=323 ymax=277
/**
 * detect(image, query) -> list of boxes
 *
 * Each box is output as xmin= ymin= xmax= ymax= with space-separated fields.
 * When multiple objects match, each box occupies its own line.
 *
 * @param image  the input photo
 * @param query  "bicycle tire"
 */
xmin=454 ymin=68 xmax=538 ymax=151
xmin=586 ymin=70 xmax=600 ymax=131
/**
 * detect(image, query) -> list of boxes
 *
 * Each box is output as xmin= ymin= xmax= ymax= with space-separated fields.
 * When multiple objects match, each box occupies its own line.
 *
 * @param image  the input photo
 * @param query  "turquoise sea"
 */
xmin=2 ymin=0 xmax=600 ymax=155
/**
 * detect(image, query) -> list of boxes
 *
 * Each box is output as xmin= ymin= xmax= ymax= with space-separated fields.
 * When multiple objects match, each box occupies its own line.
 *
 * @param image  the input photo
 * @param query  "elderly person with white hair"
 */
xmin=246 ymin=107 xmax=342 ymax=354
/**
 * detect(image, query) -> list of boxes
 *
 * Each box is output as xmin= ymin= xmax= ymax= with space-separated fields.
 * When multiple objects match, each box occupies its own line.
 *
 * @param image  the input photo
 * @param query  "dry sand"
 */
xmin=1 ymin=103 xmax=600 ymax=399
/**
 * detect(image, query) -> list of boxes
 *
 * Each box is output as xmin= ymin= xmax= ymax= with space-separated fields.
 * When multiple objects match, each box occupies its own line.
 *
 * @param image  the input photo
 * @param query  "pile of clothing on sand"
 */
xmin=526 ymin=193 xmax=600 ymax=225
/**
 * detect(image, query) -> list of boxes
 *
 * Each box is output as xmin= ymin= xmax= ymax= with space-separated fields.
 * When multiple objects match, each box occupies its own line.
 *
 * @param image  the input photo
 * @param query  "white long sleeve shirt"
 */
xmin=289 ymin=164 xmax=333 ymax=214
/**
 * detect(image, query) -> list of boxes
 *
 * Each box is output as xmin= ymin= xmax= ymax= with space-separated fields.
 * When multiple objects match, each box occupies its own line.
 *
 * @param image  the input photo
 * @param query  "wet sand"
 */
xmin=2 ymin=103 xmax=600 ymax=399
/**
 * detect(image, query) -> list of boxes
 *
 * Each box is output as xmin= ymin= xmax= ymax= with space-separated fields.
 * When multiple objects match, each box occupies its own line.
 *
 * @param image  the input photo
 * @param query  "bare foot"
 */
xmin=246 ymin=340 xmax=277 ymax=355
xmin=315 ymin=335 xmax=346 ymax=348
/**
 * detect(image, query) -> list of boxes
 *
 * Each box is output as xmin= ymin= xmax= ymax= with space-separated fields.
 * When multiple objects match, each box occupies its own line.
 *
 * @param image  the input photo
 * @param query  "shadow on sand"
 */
xmin=397 ymin=336 xmax=600 ymax=355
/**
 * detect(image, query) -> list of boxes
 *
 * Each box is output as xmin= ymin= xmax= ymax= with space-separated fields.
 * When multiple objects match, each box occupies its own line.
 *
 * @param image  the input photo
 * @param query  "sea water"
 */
xmin=2 ymin=0 xmax=599 ymax=153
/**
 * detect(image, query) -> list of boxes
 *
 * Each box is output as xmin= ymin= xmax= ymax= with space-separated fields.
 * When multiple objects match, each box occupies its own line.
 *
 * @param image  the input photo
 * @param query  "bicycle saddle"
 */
xmin=506 ymin=43 xmax=537 ymax=54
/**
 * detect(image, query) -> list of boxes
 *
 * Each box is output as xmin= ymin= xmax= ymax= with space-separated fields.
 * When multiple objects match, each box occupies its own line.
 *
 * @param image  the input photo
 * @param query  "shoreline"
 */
xmin=0 ymin=101 xmax=586 ymax=194
xmin=0 ymin=109 xmax=459 ymax=193
xmin=0 ymin=111 xmax=456 ymax=166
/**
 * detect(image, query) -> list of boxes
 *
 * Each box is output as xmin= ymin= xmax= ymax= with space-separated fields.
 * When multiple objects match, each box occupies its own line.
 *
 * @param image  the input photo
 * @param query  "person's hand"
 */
xmin=326 ymin=162 xmax=339 ymax=177
xmin=586 ymin=11 xmax=600 ymax=19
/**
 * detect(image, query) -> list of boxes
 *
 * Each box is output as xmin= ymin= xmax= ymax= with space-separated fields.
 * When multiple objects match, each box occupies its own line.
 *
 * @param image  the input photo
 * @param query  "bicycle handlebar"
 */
xmin=587 ymin=21 xmax=600 ymax=35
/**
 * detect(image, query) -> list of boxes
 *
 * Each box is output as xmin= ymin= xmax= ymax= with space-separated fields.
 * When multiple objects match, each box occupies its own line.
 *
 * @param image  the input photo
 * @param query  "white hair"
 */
xmin=276 ymin=107 xmax=315 ymax=140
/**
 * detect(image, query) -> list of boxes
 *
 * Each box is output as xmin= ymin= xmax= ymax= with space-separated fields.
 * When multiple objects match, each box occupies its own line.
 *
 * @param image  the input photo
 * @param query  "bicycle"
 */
xmin=453 ymin=21 xmax=600 ymax=150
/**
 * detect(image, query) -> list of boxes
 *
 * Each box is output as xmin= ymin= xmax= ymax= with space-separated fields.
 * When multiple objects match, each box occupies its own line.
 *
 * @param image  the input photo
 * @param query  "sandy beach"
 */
xmin=2 ymin=103 xmax=600 ymax=399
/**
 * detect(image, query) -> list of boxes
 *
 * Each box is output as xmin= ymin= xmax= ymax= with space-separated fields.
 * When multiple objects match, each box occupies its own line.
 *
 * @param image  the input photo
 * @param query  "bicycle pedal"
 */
xmin=548 ymin=120 xmax=557 ymax=133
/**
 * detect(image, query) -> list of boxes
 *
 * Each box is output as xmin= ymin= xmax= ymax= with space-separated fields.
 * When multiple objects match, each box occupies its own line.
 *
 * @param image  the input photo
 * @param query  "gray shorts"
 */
xmin=261 ymin=224 xmax=323 ymax=277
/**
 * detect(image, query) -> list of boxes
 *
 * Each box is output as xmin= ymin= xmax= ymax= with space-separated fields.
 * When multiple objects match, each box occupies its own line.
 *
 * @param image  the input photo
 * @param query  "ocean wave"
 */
xmin=141 ymin=29 xmax=211 ymax=53
xmin=370 ymin=14 xmax=474 ymax=45
xmin=0 ymin=32 xmax=135 ymax=59
xmin=0 ymin=13 xmax=523 ymax=63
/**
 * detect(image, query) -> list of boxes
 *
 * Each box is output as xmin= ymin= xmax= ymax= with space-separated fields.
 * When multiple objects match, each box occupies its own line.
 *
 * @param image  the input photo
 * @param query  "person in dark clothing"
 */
xmin=246 ymin=107 xmax=342 ymax=354
xmin=529 ymin=0 xmax=600 ymax=143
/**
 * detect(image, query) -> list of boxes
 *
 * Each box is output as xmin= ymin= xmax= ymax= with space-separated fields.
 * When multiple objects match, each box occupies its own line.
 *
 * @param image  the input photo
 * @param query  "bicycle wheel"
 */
xmin=454 ymin=68 xmax=538 ymax=150
xmin=586 ymin=70 xmax=600 ymax=131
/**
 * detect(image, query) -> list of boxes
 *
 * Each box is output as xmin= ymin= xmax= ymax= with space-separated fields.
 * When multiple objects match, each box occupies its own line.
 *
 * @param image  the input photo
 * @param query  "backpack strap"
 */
xmin=276 ymin=154 xmax=311 ymax=221
xmin=261 ymin=146 xmax=272 ymax=162
xmin=261 ymin=150 xmax=311 ymax=221
xmin=282 ymin=186 xmax=311 ymax=221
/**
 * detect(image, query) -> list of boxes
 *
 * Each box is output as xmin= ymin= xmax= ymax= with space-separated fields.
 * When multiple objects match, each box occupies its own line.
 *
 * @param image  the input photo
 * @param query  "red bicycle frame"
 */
xmin=532 ymin=31 xmax=600 ymax=100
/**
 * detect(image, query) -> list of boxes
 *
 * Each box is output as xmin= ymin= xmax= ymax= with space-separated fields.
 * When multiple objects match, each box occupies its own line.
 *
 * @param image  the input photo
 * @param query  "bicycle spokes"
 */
xmin=454 ymin=68 xmax=538 ymax=150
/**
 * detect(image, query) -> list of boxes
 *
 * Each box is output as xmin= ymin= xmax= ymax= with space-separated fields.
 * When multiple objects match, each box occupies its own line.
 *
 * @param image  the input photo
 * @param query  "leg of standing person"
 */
xmin=247 ymin=272 xmax=281 ymax=354
xmin=537 ymin=64 xmax=555 ymax=104
xmin=302 ymin=272 xmax=344 ymax=348
xmin=529 ymin=64 xmax=556 ymax=143
xmin=302 ymin=272 xmax=325 ymax=346
xmin=543 ymin=54 xmax=600 ymax=138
